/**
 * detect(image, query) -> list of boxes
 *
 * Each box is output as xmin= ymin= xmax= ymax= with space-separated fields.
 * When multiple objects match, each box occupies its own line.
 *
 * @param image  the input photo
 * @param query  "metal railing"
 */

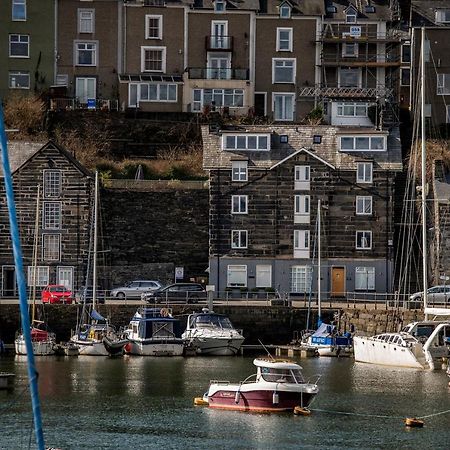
xmin=321 ymin=53 xmax=401 ymax=65
xmin=205 ymin=36 xmax=234 ymax=51
xmin=49 ymin=98 xmax=119 ymax=111
xmin=297 ymin=84 xmax=394 ymax=98
xmin=104 ymin=179 xmax=209 ymax=190
xmin=187 ymin=67 xmax=249 ymax=80
xmin=318 ymin=25 xmax=401 ymax=41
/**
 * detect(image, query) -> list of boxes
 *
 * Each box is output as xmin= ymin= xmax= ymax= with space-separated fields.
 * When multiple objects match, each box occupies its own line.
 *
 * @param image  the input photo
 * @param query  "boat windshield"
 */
xmin=260 ymin=367 xmax=304 ymax=384
xmin=412 ymin=325 xmax=435 ymax=339
xmin=194 ymin=315 xmax=233 ymax=329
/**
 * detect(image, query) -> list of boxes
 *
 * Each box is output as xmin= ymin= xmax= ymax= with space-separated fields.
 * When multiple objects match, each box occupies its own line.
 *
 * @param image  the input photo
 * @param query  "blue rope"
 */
xmin=0 ymin=103 xmax=45 ymax=450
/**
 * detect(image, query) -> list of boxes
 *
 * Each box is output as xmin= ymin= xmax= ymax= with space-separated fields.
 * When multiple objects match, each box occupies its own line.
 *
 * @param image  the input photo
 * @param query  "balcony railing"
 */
xmin=318 ymin=24 xmax=401 ymax=41
xmin=297 ymin=84 xmax=393 ymax=98
xmin=322 ymin=52 xmax=401 ymax=66
xmin=205 ymin=35 xmax=233 ymax=51
xmin=49 ymin=98 xmax=119 ymax=111
xmin=187 ymin=67 xmax=249 ymax=80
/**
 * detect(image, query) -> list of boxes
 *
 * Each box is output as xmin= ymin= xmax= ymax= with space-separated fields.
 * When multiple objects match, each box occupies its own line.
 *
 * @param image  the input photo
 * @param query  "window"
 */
xmin=294 ymin=195 xmax=310 ymax=221
xmin=129 ymin=83 xmax=177 ymax=105
xmin=291 ymin=266 xmax=311 ymax=293
xmin=56 ymin=74 xmax=69 ymax=86
xmin=273 ymin=59 xmax=296 ymax=83
xmin=231 ymin=230 xmax=248 ymax=249
xmin=357 ymin=162 xmax=373 ymax=183
xmin=436 ymin=9 xmax=450 ymax=23
xmin=356 ymin=196 xmax=372 ymax=215
xmin=273 ymin=94 xmax=294 ymax=121
xmin=256 ymin=265 xmax=272 ymax=288
xmin=43 ymin=171 xmax=62 ymax=198
xmin=400 ymin=68 xmax=410 ymax=86
xmin=343 ymin=43 xmax=358 ymax=57
xmin=277 ymin=28 xmax=293 ymax=52
xmin=215 ymin=0 xmax=225 ymax=12
xmin=356 ymin=231 xmax=372 ymax=250
xmin=295 ymin=165 xmax=310 ymax=190
xmin=355 ymin=267 xmax=375 ymax=290
xmin=27 ymin=266 xmax=49 ymax=287
xmin=12 ymin=0 xmax=26 ymax=20
xmin=231 ymin=195 xmax=248 ymax=214
xmin=337 ymin=103 xmax=368 ymax=117
xmin=145 ymin=15 xmax=162 ymax=39
xmin=75 ymin=41 xmax=97 ymax=66
xmin=8 ymin=71 xmax=29 ymax=89
xmin=294 ymin=229 xmax=310 ymax=258
xmin=437 ymin=74 xmax=450 ymax=95
xmin=42 ymin=234 xmax=60 ymax=261
xmin=78 ymin=9 xmax=94 ymax=33
xmin=9 ymin=34 xmax=29 ymax=58
xmin=141 ymin=47 xmax=166 ymax=72
xmin=346 ymin=10 xmax=357 ymax=23
xmin=340 ymin=136 xmax=386 ymax=151
xmin=227 ymin=265 xmax=247 ymax=287
xmin=232 ymin=161 xmax=248 ymax=181
xmin=193 ymin=88 xmax=244 ymax=111
xmin=339 ymin=68 xmax=361 ymax=87
xmin=401 ymin=43 xmax=411 ymax=63
xmin=224 ymin=134 xmax=269 ymax=151
xmin=280 ymin=135 xmax=289 ymax=144
xmin=43 ymin=202 xmax=61 ymax=230
xmin=279 ymin=4 xmax=291 ymax=18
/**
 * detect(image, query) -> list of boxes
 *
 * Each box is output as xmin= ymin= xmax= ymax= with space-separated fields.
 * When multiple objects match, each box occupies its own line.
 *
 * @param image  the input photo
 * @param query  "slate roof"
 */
xmin=411 ymin=1 xmax=450 ymax=26
xmin=202 ymin=124 xmax=403 ymax=171
xmin=0 ymin=141 xmax=43 ymax=178
xmin=324 ymin=0 xmax=393 ymax=21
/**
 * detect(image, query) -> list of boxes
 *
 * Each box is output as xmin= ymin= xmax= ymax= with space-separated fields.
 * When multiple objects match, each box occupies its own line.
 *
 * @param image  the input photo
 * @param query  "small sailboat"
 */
xmin=15 ymin=186 xmax=55 ymax=356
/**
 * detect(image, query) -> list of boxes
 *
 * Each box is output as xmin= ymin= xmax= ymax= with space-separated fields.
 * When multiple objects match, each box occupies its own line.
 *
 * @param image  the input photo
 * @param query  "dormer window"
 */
xmin=346 ymin=8 xmax=357 ymax=23
xmin=364 ymin=6 xmax=375 ymax=14
xmin=279 ymin=3 xmax=291 ymax=19
xmin=436 ymin=9 xmax=450 ymax=23
xmin=326 ymin=6 xmax=337 ymax=14
xmin=215 ymin=0 xmax=225 ymax=12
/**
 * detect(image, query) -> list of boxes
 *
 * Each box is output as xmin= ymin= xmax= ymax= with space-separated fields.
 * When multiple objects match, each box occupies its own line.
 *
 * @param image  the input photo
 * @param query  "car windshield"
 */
xmin=260 ymin=367 xmax=304 ymax=384
xmin=49 ymin=286 xmax=68 ymax=293
xmin=194 ymin=315 xmax=233 ymax=329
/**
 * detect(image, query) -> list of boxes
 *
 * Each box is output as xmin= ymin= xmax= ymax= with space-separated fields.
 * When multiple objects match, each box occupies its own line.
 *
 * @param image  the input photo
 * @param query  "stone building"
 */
xmin=202 ymin=123 xmax=402 ymax=296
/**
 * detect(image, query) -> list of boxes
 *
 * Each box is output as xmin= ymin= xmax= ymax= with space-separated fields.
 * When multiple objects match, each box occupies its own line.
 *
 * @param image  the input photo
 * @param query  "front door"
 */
xmin=208 ymin=54 xmax=230 ymax=80
xmin=58 ymin=267 xmax=74 ymax=290
xmin=254 ymin=93 xmax=267 ymax=117
xmin=331 ymin=267 xmax=345 ymax=297
xmin=75 ymin=77 xmax=96 ymax=105
xmin=211 ymin=21 xmax=228 ymax=48
xmin=2 ymin=266 xmax=16 ymax=296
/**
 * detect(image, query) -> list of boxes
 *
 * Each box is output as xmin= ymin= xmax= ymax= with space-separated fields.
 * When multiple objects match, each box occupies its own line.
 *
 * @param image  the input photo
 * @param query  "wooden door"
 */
xmin=331 ymin=267 xmax=345 ymax=297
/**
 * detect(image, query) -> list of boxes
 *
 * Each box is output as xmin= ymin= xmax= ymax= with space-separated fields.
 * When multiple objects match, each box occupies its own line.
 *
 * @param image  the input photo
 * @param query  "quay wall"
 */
xmin=0 ymin=305 xmax=424 ymax=345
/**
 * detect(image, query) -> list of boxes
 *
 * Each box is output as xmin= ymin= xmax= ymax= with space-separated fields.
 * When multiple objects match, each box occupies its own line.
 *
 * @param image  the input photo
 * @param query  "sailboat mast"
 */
xmin=420 ymin=27 xmax=428 ymax=319
xmin=31 ymin=185 xmax=40 ymax=323
xmin=92 ymin=171 xmax=98 ymax=309
xmin=318 ymin=199 xmax=321 ymax=325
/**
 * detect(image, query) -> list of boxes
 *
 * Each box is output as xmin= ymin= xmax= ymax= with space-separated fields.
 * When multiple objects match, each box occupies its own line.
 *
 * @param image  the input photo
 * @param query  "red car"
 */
xmin=41 ymin=285 xmax=74 ymax=304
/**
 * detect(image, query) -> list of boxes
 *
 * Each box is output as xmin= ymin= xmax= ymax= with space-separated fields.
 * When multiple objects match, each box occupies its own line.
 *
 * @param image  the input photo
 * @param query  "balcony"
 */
xmin=187 ymin=67 xmax=249 ymax=80
xmin=321 ymin=53 xmax=401 ymax=67
xmin=49 ymin=98 xmax=119 ymax=111
xmin=297 ymin=84 xmax=393 ymax=99
xmin=318 ymin=24 xmax=401 ymax=42
xmin=205 ymin=36 xmax=234 ymax=51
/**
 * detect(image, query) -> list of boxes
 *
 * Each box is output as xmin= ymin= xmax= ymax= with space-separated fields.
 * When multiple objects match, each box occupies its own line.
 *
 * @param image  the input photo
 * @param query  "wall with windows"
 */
xmin=329 ymin=101 xmax=373 ymax=126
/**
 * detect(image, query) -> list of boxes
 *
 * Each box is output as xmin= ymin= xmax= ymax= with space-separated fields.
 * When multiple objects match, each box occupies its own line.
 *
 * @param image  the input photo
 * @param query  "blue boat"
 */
xmin=306 ymin=323 xmax=353 ymax=357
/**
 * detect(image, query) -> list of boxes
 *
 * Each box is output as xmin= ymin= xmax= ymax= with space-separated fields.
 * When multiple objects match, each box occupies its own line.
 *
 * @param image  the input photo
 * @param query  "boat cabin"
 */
xmin=254 ymin=359 xmax=305 ymax=384
xmin=187 ymin=313 xmax=234 ymax=331
xmin=128 ymin=308 xmax=181 ymax=340
xmin=372 ymin=333 xmax=418 ymax=347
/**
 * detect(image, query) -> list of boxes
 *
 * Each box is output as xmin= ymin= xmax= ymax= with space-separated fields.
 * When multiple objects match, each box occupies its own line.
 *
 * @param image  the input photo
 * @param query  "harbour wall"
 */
xmin=0 ymin=305 xmax=424 ymax=345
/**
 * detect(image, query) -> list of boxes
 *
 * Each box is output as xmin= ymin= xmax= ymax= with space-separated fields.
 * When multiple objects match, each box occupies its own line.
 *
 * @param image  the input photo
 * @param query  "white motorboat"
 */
xmin=304 ymin=323 xmax=353 ymax=357
xmin=124 ymin=308 xmax=184 ymax=356
xmin=15 ymin=322 xmax=56 ymax=356
xmin=182 ymin=309 xmax=244 ymax=356
xmin=202 ymin=358 xmax=319 ymax=412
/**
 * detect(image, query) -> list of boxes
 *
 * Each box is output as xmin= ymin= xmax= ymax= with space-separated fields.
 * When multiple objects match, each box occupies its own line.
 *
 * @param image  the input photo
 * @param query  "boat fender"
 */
xmin=160 ymin=308 xmax=169 ymax=317
xmin=235 ymin=391 xmax=240 ymax=404
xmin=294 ymin=406 xmax=311 ymax=416
xmin=193 ymin=397 xmax=209 ymax=406
xmin=272 ymin=391 xmax=279 ymax=405
xmin=404 ymin=417 xmax=424 ymax=428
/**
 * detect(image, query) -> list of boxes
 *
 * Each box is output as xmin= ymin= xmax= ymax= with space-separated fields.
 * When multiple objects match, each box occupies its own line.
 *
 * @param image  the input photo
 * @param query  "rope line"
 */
xmin=418 ymin=409 xmax=450 ymax=419
xmin=310 ymin=408 xmax=403 ymax=419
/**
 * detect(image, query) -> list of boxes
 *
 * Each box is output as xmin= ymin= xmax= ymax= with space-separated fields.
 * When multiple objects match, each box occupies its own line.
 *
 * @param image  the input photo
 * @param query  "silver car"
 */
xmin=409 ymin=285 xmax=450 ymax=305
xmin=110 ymin=280 xmax=162 ymax=299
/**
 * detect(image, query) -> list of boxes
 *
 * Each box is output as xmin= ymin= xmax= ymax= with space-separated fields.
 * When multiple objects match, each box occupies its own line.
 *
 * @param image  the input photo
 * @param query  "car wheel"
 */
xmin=117 ymin=292 xmax=125 ymax=299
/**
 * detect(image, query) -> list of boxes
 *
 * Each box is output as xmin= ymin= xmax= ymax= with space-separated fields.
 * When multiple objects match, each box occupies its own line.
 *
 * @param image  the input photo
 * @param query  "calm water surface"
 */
xmin=1 ymin=355 xmax=449 ymax=449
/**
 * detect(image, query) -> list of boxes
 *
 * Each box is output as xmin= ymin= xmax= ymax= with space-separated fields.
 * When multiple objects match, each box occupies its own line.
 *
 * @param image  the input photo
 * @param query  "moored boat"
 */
xmin=15 ymin=322 xmax=56 ymax=356
xmin=304 ymin=323 xmax=353 ymax=357
xmin=203 ymin=358 xmax=319 ymax=412
xmin=182 ymin=309 xmax=244 ymax=356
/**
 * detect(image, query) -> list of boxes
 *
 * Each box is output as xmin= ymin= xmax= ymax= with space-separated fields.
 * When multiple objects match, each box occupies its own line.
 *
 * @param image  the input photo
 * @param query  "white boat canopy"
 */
xmin=424 ymin=307 xmax=450 ymax=317
xmin=253 ymin=358 xmax=302 ymax=370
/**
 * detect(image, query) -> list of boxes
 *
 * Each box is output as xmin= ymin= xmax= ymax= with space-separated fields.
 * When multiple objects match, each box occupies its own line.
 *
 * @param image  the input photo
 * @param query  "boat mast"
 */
xmin=31 ymin=185 xmax=40 ymax=323
xmin=317 ymin=198 xmax=321 ymax=326
xmin=92 ymin=171 xmax=98 ymax=310
xmin=420 ymin=27 xmax=428 ymax=320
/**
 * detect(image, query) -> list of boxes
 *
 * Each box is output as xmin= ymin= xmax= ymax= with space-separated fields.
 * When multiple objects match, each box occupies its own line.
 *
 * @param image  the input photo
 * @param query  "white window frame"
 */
xmin=130 ymin=83 xmax=177 ymax=105
xmin=215 ymin=0 xmax=226 ymax=12
xmin=141 ymin=46 xmax=166 ymax=73
xmin=337 ymin=102 xmax=368 ymax=117
xmin=401 ymin=43 xmax=411 ymax=63
xmin=256 ymin=265 xmax=272 ymax=288
xmin=339 ymin=136 xmax=386 ymax=151
xmin=223 ymin=134 xmax=270 ymax=151
xmin=145 ymin=15 xmax=163 ymax=40
xmin=78 ymin=9 xmax=95 ymax=34
xmin=8 ymin=71 xmax=29 ymax=89
xmin=346 ymin=11 xmax=357 ymax=23
xmin=342 ymin=42 xmax=358 ymax=57
xmin=290 ymin=265 xmax=311 ymax=293
xmin=436 ymin=9 xmax=450 ymax=23
xmin=232 ymin=161 xmax=248 ymax=182
xmin=227 ymin=265 xmax=247 ymax=287
xmin=9 ymin=34 xmax=29 ymax=58
xmin=355 ymin=267 xmax=375 ymax=291
xmin=231 ymin=195 xmax=248 ymax=214
xmin=43 ymin=170 xmax=62 ymax=198
xmin=279 ymin=4 xmax=291 ymax=18
xmin=273 ymin=93 xmax=295 ymax=121
xmin=57 ymin=266 xmax=74 ymax=290
xmin=12 ymin=0 xmax=26 ymax=21
xmin=42 ymin=234 xmax=61 ymax=261
xmin=356 ymin=196 xmax=372 ymax=215
xmin=437 ymin=73 xmax=450 ymax=95
xmin=272 ymin=58 xmax=296 ymax=84
xmin=295 ymin=165 xmax=310 ymax=190
xmin=74 ymin=41 xmax=97 ymax=66
xmin=43 ymin=202 xmax=62 ymax=230
xmin=356 ymin=230 xmax=372 ymax=250
xmin=294 ymin=229 xmax=310 ymax=258
xmin=357 ymin=162 xmax=373 ymax=183
xmin=294 ymin=195 xmax=310 ymax=224
xmin=338 ymin=68 xmax=362 ymax=88
xmin=192 ymin=88 xmax=244 ymax=111
xmin=276 ymin=28 xmax=293 ymax=52
xmin=27 ymin=266 xmax=49 ymax=287
xmin=231 ymin=230 xmax=248 ymax=249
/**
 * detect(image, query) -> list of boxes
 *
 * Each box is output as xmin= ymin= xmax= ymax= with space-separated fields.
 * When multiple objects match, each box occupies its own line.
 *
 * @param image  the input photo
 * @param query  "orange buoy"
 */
xmin=404 ymin=417 xmax=424 ymax=428
xmin=194 ymin=397 xmax=209 ymax=406
xmin=294 ymin=406 xmax=311 ymax=416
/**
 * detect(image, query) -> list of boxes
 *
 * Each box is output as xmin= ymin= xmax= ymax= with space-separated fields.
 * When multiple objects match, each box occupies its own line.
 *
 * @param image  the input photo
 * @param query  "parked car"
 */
xmin=41 ymin=285 xmax=74 ymax=304
xmin=409 ymin=285 xmax=450 ymax=306
xmin=75 ymin=286 xmax=106 ymax=304
xmin=142 ymin=283 xmax=207 ymax=304
xmin=110 ymin=280 xmax=162 ymax=299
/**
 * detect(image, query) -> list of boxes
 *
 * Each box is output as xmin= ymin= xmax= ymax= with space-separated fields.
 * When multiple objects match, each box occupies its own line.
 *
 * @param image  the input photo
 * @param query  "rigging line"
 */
xmin=310 ymin=408 xmax=404 ymax=420
xmin=418 ymin=408 xmax=450 ymax=420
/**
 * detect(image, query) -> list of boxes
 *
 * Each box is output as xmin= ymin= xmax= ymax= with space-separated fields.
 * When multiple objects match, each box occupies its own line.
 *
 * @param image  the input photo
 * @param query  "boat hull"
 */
xmin=187 ymin=337 xmax=245 ymax=356
xmin=71 ymin=338 xmax=109 ymax=356
xmin=315 ymin=345 xmax=352 ymax=357
xmin=15 ymin=338 xmax=55 ymax=356
xmin=125 ymin=340 xmax=184 ymax=356
xmin=353 ymin=336 xmax=426 ymax=369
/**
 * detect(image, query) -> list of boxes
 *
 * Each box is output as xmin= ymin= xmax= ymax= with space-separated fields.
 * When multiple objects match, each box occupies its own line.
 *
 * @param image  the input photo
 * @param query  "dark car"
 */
xmin=142 ymin=283 xmax=206 ymax=304
xmin=75 ymin=286 xmax=106 ymax=304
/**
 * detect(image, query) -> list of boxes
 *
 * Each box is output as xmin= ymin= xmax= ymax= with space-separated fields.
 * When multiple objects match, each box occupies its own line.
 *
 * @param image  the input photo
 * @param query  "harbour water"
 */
xmin=1 ymin=355 xmax=449 ymax=449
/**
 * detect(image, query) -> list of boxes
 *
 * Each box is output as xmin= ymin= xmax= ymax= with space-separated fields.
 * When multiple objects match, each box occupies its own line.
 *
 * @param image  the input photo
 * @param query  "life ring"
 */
xmin=160 ymin=308 xmax=169 ymax=317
